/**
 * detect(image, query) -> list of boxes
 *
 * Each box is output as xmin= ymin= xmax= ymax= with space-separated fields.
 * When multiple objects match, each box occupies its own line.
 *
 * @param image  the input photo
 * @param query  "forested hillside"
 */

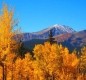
xmin=0 ymin=5 xmax=86 ymax=80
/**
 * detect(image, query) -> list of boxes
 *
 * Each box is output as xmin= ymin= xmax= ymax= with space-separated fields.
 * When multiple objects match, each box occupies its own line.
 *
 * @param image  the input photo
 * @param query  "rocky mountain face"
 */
xmin=58 ymin=30 xmax=86 ymax=52
xmin=21 ymin=24 xmax=75 ymax=41
xmin=16 ymin=24 xmax=86 ymax=52
xmin=23 ymin=30 xmax=86 ymax=52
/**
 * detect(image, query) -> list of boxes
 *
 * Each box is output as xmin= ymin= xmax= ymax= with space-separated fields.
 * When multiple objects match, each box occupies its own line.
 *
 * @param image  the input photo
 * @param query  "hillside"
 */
xmin=23 ymin=30 xmax=86 ymax=52
xmin=21 ymin=24 xmax=75 ymax=41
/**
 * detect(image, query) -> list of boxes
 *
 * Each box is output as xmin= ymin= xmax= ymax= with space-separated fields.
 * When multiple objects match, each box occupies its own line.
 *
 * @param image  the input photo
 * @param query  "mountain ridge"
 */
xmin=17 ymin=24 xmax=86 ymax=52
xmin=21 ymin=24 xmax=75 ymax=41
xmin=32 ymin=24 xmax=75 ymax=34
xmin=23 ymin=29 xmax=86 ymax=52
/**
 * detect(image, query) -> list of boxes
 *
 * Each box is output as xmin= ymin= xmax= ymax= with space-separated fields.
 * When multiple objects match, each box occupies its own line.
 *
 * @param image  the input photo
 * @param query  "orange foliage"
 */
xmin=0 ymin=4 xmax=86 ymax=80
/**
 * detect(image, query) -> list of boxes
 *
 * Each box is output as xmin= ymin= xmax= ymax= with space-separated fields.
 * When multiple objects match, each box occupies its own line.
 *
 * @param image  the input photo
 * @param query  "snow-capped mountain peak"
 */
xmin=34 ymin=24 xmax=75 ymax=34
xmin=51 ymin=24 xmax=75 ymax=33
xmin=21 ymin=24 xmax=76 ymax=41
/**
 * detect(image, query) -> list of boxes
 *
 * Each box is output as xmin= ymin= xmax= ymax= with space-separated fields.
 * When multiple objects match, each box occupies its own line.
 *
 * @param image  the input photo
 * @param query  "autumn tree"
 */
xmin=79 ymin=47 xmax=86 ymax=74
xmin=0 ymin=4 xmax=19 ymax=58
xmin=9 ymin=53 xmax=34 ymax=80
xmin=0 ymin=3 xmax=86 ymax=80
xmin=33 ymin=42 xmax=64 ymax=80
xmin=61 ymin=48 xmax=79 ymax=79
xmin=0 ymin=4 xmax=20 ymax=80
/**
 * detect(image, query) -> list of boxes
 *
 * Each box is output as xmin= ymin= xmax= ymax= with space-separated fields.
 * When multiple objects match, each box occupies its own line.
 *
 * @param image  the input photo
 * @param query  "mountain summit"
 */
xmin=22 ymin=24 xmax=75 ymax=41
xmin=33 ymin=24 xmax=75 ymax=34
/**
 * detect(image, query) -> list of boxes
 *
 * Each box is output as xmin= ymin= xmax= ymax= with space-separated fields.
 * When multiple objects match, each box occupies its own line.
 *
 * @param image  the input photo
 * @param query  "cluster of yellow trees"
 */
xmin=0 ymin=5 xmax=86 ymax=80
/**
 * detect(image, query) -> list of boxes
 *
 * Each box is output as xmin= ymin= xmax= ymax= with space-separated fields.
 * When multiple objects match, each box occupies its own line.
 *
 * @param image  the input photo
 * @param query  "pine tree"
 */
xmin=48 ymin=29 xmax=56 ymax=44
xmin=18 ymin=40 xmax=26 ymax=58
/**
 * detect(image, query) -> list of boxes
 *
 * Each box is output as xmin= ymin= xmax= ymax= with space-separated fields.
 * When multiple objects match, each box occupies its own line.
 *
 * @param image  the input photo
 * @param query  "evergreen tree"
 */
xmin=18 ymin=40 xmax=26 ymax=58
xmin=48 ymin=29 xmax=56 ymax=44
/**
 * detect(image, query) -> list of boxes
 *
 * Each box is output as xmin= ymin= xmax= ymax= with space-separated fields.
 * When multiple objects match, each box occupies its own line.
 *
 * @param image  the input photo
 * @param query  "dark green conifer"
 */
xmin=48 ymin=29 xmax=56 ymax=44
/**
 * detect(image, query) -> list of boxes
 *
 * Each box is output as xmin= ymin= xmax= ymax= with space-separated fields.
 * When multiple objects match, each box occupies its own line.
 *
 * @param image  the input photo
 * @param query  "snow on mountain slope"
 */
xmin=21 ymin=24 xmax=75 ymax=41
xmin=32 ymin=24 xmax=75 ymax=34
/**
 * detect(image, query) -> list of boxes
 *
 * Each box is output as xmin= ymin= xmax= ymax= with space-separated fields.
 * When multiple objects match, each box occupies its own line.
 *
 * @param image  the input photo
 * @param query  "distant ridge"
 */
xmin=16 ymin=24 xmax=86 ymax=52
xmin=23 ymin=29 xmax=86 ymax=52
xmin=21 ymin=24 xmax=75 ymax=41
xmin=55 ymin=30 xmax=86 ymax=52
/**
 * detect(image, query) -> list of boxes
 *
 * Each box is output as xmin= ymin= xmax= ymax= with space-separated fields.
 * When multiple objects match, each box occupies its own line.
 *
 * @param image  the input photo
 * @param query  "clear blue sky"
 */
xmin=0 ymin=0 xmax=86 ymax=32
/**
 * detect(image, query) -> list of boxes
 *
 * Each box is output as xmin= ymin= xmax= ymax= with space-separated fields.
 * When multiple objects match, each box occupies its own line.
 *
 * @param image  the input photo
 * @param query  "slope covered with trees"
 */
xmin=0 ymin=4 xmax=86 ymax=80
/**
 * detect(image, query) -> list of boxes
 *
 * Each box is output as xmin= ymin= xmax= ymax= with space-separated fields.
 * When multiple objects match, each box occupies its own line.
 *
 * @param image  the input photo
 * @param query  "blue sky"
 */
xmin=0 ymin=0 xmax=86 ymax=32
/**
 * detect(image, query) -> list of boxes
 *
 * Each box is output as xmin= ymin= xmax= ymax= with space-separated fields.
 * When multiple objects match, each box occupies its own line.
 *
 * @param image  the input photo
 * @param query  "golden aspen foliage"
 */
xmin=22 ymin=53 xmax=34 ymax=80
xmin=0 ymin=4 xmax=21 ymax=80
xmin=14 ymin=57 xmax=23 ymax=80
xmin=33 ymin=42 xmax=83 ymax=80
xmin=79 ymin=47 xmax=86 ymax=74
xmin=60 ymin=48 xmax=79 ymax=79
xmin=33 ymin=42 xmax=65 ymax=80
xmin=4 ymin=53 xmax=16 ymax=80
xmin=10 ymin=53 xmax=34 ymax=80
xmin=63 ymin=48 xmax=79 ymax=69
xmin=0 ymin=3 xmax=86 ymax=80
xmin=0 ymin=5 xmax=18 ymax=60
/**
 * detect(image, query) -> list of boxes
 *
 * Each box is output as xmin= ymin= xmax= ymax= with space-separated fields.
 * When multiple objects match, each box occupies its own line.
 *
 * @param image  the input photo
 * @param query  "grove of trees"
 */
xmin=0 ymin=4 xmax=86 ymax=80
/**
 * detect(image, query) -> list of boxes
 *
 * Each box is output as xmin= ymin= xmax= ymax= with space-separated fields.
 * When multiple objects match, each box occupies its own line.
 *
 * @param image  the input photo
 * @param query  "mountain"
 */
xmin=21 ymin=24 xmax=75 ymax=41
xmin=58 ymin=30 xmax=86 ymax=52
xmin=16 ymin=24 xmax=86 ymax=52
xmin=22 ymin=30 xmax=86 ymax=52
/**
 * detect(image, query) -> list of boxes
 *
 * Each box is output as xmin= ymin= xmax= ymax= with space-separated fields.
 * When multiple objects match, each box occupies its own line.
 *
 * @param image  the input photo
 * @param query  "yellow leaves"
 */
xmin=0 ymin=5 xmax=13 ymax=36
xmin=17 ymin=53 xmax=34 ymax=79
xmin=63 ymin=51 xmax=79 ymax=68
xmin=63 ymin=47 xmax=69 ymax=56
xmin=24 ymin=53 xmax=32 ymax=61
xmin=0 ymin=4 xmax=86 ymax=79
xmin=33 ymin=42 xmax=65 ymax=79
xmin=0 ymin=41 xmax=85 ymax=80
xmin=2 ymin=5 xmax=13 ymax=29
xmin=0 ymin=5 xmax=14 ymax=59
xmin=34 ymin=44 xmax=43 ymax=57
xmin=72 ymin=58 xmax=79 ymax=67
xmin=79 ymin=47 xmax=86 ymax=73
xmin=5 ymin=53 xmax=15 ymax=62
xmin=0 ymin=4 xmax=20 ymax=64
